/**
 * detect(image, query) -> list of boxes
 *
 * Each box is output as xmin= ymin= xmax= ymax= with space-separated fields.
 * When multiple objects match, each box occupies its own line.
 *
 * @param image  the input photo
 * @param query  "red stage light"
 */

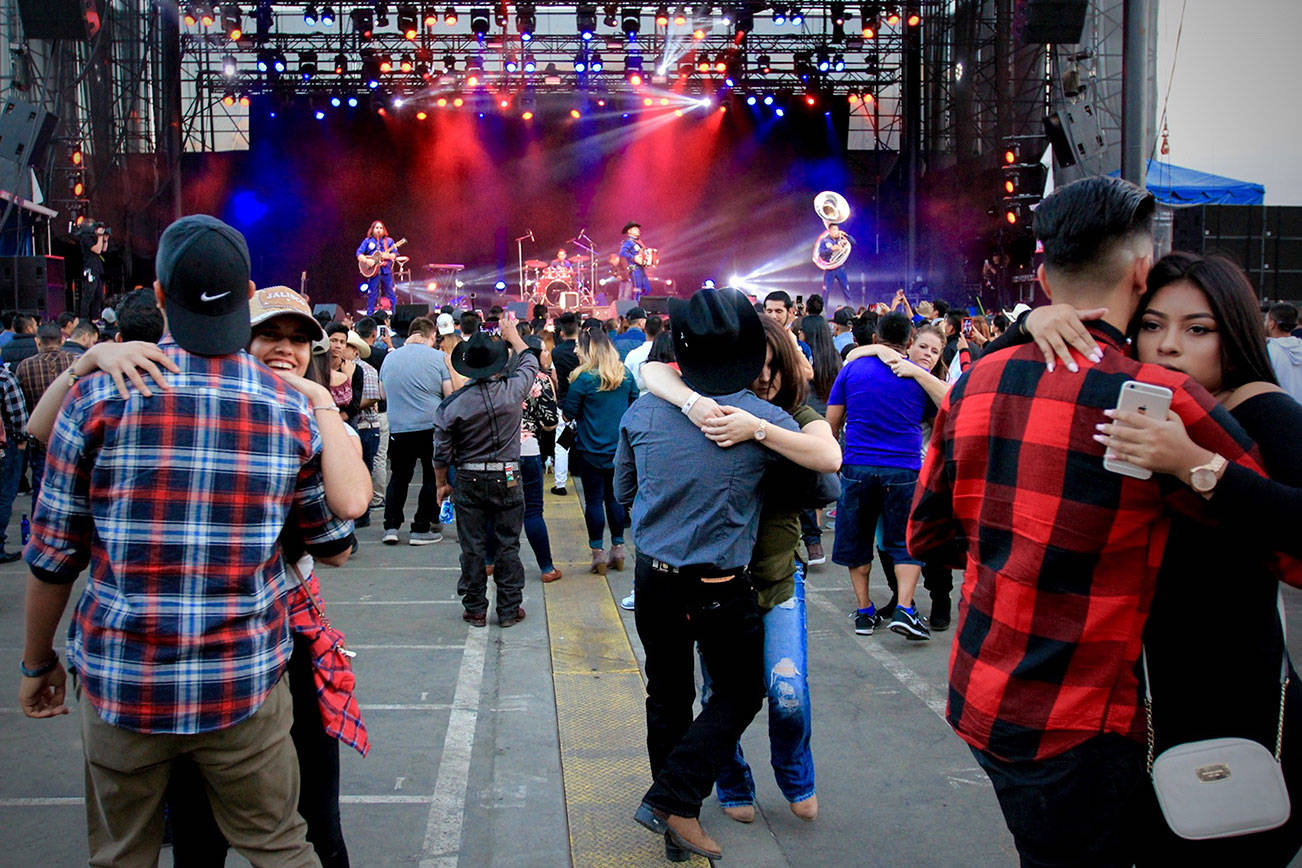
xmin=72 ymin=180 xmax=84 ymax=197
xmin=467 ymin=74 xmax=480 ymax=86
xmin=714 ymin=60 xmax=726 ymax=73
xmin=862 ymin=25 xmax=875 ymax=38
xmin=405 ymin=27 xmax=418 ymax=39
xmin=697 ymin=59 xmax=710 ymax=72
xmin=570 ymin=108 xmax=581 ymax=118
xmin=522 ymin=110 xmax=534 ymax=120
xmin=378 ymin=107 xmax=387 ymax=116
xmin=200 ymin=10 xmax=215 ymax=26
xmin=75 ymin=215 xmax=86 ymax=226
xmin=222 ymin=94 xmax=236 ymax=107
xmin=183 ymin=10 xmax=197 ymax=26
xmin=692 ymin=27 xmax=705 ymax=39
xmin=656 ymin=11 xmax=669 ymax=26
xmin=660 ymin=97 xmax=669 ymax=105
xmin=643 ymin=97 xmax=653 ymax=105
xmin=848 ymin=94 xmax=860 ymax=104
xmin=417 ymin=111 xmax=428 ymax=120
xmin=437 ymin=97 xmax=448 ymax=107
xmin=229 ymin=27 xmax=242 ymax=40
xmin=380 ymin=59 xmax=393 ymax=73
xmin=1005 ymin=209 xmax=1019 ymax=225
xmin=886 ymin=12 xmax=900 ymax=25
xmin=499 ymin=98 xmax=509 ymax=108
xmin=71 ymin=149 xmax=83 ymax=165
xmin=907 ymin=12 xmax=921 ymax=26
xmin=805 ymin=94 xmax=816 ymax=106
xmin=425 ymin=12 xmax=438 ymax=26
xmin=427 ymin=281 xmax=438 ymax=291
xmin=629 ymin=73 xmax=643 ymax=86
xmin=1004 ymin=148 xmax=1016 ymax=164
xmin=453 ymin=97 xmax=464 ymax=106
xmin=239 ymin=95 xmax=250 ymax=107
xmin=674 ymin=109 xmax=684 ymax=117
xmin=1004 ymin=179 xmax=1016 ymax=194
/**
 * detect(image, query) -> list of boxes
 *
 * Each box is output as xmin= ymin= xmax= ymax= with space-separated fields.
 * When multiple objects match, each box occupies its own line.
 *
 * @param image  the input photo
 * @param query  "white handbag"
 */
xmin=1144 ymin=594 xmax=1292 ymax=840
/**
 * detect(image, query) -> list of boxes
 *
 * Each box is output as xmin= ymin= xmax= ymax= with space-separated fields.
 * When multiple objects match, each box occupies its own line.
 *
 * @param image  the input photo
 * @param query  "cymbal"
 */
xmin=571 ymin=254 xmax=590 ymax=263
xmin=524 ymin=259 xmax=547 ymax=268
xmin=396 ymin=255 xmax=410 ymax=263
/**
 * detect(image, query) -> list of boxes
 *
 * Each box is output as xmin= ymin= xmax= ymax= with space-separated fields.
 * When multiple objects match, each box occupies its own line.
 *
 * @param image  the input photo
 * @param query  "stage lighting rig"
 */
xmin=830 ymin=1 xmax=846 ymax=26
xmin=772 ymin=7 xmax=785 ymax=25
xmin=397 ymin=5 xmax=418 ymax=38
xmin=304 ymin=4 xmax=318 ymax=25
xmin=626 ymin=54 xmax=644 ymax=85
xmin=333 ymin=52 xmax=347 ymax=73
xmin=591 ymin=52 xmax=604 ymax=72
xmin=320 ymin=5 xmax=335 ymax=25
xmin=523 ymin=54 xmax=536 ymax=73
xmin=655 ymin=5 xmax=669 ymax=26
xmin=444 ymin=7 xmax=458 ymax=26
xmin=573 ymin=51 xmax=588 ymax=73
xmin=351 ymin=8 xmax=374 ymax=38
xmin=674 ymin=5 xmax=687 ymax=24
xmin=300 ymin=51 xmax=318 ymax=79
xmin=815 ymin=47 xmax=830 ymax=73
xmin=577 ymin=5 xmax=598 ymax=39
xmin=832 ymin=52 xmax=845 ymax=72
xmin=861 ymin=4 xmax=879 ymax=37
xmin=375 ymin=3 xmax=391 ymax=26
xmin=222 ymin=7 xmax=242 ymax=39
xmin=789 ymin=5 xmax=804 ymax=26
xmin=757 ymin=53 xmax=772 ymax=73
xmin=470 ymin=8 xmax=490 ymax=37
xmin=517 ymin=4 xmax=536 ymax=40
xmin=622 ymin=7 xmax=641 ymax=37
xmin=222 ymin=53 xmax=238 ymax=77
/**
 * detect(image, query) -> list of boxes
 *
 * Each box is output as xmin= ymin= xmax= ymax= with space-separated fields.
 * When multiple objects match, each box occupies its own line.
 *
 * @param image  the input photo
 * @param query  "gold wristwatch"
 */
xmin=1189 ymin=453 xmax=1227 ymax=495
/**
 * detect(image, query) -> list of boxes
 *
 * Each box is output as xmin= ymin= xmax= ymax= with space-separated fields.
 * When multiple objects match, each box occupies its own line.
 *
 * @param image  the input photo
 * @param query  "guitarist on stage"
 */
xmin=356 ymin=220 xmax=399 ymax=315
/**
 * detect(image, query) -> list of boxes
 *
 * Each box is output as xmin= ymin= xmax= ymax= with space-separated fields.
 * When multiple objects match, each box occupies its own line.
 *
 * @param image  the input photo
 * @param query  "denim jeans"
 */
xmin=0 ymin=445 xmax=24 ymax=554
xmin=574 ymin=452 xmax=625 ymax=550
xmin=831 ymin=463 xmax=921 ymax=568
xmin=453 ymin=468 xmax=525 ymax=619
xmin=703 ymin=562 xmax=814 ymax=806
xmin=488 ymin=455 xmax=554 ymax=573
xmin=633 ymin=555 xmax=765 ymax=818
xmin=798 ymin=509 xmax=821 ymax=547
xmin=356 ymin=427 xmax=380 ymax=473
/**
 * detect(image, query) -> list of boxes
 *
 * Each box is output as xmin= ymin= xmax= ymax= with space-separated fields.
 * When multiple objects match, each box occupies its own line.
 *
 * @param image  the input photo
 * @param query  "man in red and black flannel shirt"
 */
xmin=909 ymin=176 xmax=1265 ymax=867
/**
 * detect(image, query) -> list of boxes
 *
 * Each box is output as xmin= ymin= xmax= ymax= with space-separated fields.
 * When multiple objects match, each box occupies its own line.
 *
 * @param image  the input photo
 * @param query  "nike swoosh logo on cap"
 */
xmin=199 ymin=291 xmax=231 ymax=302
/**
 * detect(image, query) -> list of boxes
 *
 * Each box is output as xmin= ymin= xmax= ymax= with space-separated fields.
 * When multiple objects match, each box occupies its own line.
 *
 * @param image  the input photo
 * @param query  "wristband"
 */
xmin=20 ymin=656 xmax=57 ymax=678
xmin=312 ymin=405 xmax=337 ymax=413
xmin=681 ymin=393 xmax=701 ymax=416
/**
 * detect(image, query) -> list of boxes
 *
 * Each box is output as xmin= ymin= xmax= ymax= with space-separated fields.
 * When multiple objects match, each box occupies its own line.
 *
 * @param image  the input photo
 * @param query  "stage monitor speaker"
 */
xmin=395 ymin=303 xmax=429 ymax=322
xmin=17 ymin=0 xmax=101 ymax=40
xmin=1020 ymin=0 xmax=1089 ymax=44
xmin=313 ymin=303 xmax=338 ymax=320
xmin=0 ymin=99 xmax=58 ymax=168
xmin=1170 ymin=206 xmax=1205 ymax=255
xmin=614 ymin=299 xmax=641 ymax=317
xmin=505 ymin=301 xmax=531 ymax=319
xmin=639 ymin=295 xmax=670 ymax=316
xmin=1043 ymin=112 xmax=1077 ymax=168
xmin=0 ymin=255 xmax=65 ymax=314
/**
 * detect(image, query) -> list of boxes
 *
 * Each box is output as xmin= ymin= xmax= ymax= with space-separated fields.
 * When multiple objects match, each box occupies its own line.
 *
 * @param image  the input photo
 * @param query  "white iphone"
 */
xmin=1102 ymin=381 xmax=1173 ymax=480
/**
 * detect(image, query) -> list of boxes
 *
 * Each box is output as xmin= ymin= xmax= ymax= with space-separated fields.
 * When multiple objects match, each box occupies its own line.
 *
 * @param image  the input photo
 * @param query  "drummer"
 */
xmin=550 ymin=248 xmax=576 ymax=273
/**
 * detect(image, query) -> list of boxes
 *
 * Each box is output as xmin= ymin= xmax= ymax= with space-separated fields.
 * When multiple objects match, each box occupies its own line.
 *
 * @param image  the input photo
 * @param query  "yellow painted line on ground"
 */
xmin=542 ymin=486 xmax=708 ymax=867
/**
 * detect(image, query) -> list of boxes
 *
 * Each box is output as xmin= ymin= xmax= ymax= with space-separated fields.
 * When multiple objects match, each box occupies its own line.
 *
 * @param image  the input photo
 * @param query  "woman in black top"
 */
xmin=799 ymin=315 xmax=841 ymax=416
xmin=1013 ymin=252 xmax=1302 ymax=864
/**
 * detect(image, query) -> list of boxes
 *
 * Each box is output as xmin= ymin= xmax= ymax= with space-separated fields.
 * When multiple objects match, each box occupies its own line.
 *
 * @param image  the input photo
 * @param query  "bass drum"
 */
xmin=539 ymin=266 xmax=574 ymax=306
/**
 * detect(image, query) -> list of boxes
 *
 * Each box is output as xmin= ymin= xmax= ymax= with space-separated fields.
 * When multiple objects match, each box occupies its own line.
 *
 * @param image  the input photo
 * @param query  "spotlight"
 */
xmin=523 ymin=54 xmax=536 ymax=73
xmin=763 ymin=93 xmax=773 ymax=105
xmin=733 ymin=6 xmax=753 ymax=36
xmin=757 ymin=53 xmax=771 ymax=74
xmin=775 ymin=106 xmax=784 ymax=116
xmin=831 ymin=1 xmax=846 ymax=25
xmin=199 ymin=3 xmax=215 ymax=26
xmin=315 ymin=109 xmax=326 ymax=120
xmin=626 ymin=54 xmax=644 ymax=84
xmin=678 ymin=57 xmax=694 ymax=78
xmin=444 ymin=6 xmax=458 ymax=25
xmin=470 ymin=8 xmax=489 ymax=36
xmin=400 ymin=53 xmax=413 ymax=72
xmin=517 ymin=3 xmax=536 ymax=39
xmin=522 ymin=110 xmax=534 ymax=120
xmin=347 ymin=95 xmax=359 ymax=107
xmin=351 ymin=8 xmax=374 ymax=38
xmin=183 ymin=5 xmax=198 ymax=27
xmin=320 ymin=5 xmax=335 ymax=25
xmin=494 ymin=280 xmax=508 ymax=291
xmin=333 ymin=52 xmax=347 ymax=74
xmin=655 ymin=5 xmax=668 ymax=26
xmin=692 ymin=25 xmax=705 ymax=39
xmin=591 ymin=52 xmax=604 ymax=72
xmin=907 ymin=10 xmax=921 ymax=26
xmin=375 ymin=2 xmax=390 ymax=26
xmin=443 ymin=53 xmax=456 ymax=70
xmin=70 ymin=147 xmax=83 ymax=166
xmin=570 ymin=108 xmax=582 ymax=118
xmin=300 ymin=51 xmax=318 ymax=79
xmin=816 ymin=48 xmax=830 ymax=73
xmin=577 ymin=4 xmax=597 ymax=39
xmin=746 ymin=94 xmax=756 ymax=105
xmin=304 ymin=3 xmax=318 ymax=25
xmin=424 ymin=5 xmax=438 ymax=26
xmin=222 ymin=6 xmax=242 ymax=38
xmin=574 ymin=52 xmax=588 ymax=73
xmin=222 ymin=53 xmax=237 ymax=77
xmin=885 ymin=4 xmax=900 ymax=26
xmin=674 ymin=5 xmax=687 ymax=23
xmin=622 ymin=7 xmax=641 ymax=36
xmin=604 ymin=4 xmax=619 ymax=26
xmin=714 ymin=52 xmax=726 ymax=73
xmin=861 ymin=3 xmax=879 ymax=36
xmin=696 ymin=54 xmax=710 ymax=72
xmin=378 ymin=53 xmax=393 ymax=73
xmin=256 ymin=50 xmax=270 ymax=72
xmin=832 ymin=52 xmax=845 ymax=72
xmin=506 ymin=55 xmax=519 ymax=72
xmin=397 ymin=5 xmax=418 ymax=37
xmin=772 ymin=6 xmax=785 ymax=24
xmin=222 ymin=90 xmax=236 ymax=107
xmin=273 ymin=50 xmax=287 ymax=73
xmin=331 ymin=95 xmax=342 ymax=106
xmin=789 ymin=5 xmax=803 ymax=25
xmin=805 ymin=92 xmax=816 ymax=106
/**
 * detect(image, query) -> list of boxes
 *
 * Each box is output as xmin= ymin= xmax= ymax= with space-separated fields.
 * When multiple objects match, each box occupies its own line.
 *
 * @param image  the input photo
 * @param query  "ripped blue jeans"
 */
xmin=701 ymin=562 xmax=814 ymax=806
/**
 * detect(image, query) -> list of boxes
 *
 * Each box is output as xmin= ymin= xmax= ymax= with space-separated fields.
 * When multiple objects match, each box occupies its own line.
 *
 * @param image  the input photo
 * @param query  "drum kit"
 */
xmin=522 ymin=256 xmax=593 ymax=308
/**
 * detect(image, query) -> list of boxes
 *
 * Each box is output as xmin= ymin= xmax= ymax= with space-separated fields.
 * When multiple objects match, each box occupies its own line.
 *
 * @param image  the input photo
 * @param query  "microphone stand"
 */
xmin=514 ymin=231 xmax=534 ymax=303
xmin=572 ymin=229 xmax=597 ymax=306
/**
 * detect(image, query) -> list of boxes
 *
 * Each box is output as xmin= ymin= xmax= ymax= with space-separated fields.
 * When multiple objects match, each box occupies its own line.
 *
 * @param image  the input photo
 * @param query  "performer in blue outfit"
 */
xmin=356 ymin=220 xmax=399 ymax=315
xmin=818 ymin=224 xmax=851 ymax=298
xmin=618 ymin=222 xmax=651 ymax=300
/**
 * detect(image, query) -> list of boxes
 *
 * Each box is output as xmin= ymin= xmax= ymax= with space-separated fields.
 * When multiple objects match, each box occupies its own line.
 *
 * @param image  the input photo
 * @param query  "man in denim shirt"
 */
xmin=616 ymin=288 xmax=801 ymax=862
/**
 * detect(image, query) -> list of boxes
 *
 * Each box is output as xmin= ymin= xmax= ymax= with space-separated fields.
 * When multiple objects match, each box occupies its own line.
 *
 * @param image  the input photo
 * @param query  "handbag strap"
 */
xmin=1143 ymin=589 xmax=1289 ymax=773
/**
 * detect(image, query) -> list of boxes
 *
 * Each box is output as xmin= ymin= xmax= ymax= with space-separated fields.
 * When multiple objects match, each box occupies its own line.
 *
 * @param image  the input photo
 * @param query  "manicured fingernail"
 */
xmin=1092 ymin=433 xmax=1107 ymax=443
xmin=1090 ymin=351 xmax=1103 ymax=363
xmin=1095 ymin=423 xmax=1107 ymax=431
xmin=1103 ymin=409 xmax=1115 ymax=417
xmin=1046 ymin=362 xmax=1055 ymax=373
xmin=1067 ymin=362 xmax=1079 ymax=373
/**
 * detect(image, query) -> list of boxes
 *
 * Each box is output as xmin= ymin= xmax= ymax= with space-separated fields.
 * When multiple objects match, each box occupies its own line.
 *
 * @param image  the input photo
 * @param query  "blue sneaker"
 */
xmin=889 ymin=606 xmax=931 ymax=640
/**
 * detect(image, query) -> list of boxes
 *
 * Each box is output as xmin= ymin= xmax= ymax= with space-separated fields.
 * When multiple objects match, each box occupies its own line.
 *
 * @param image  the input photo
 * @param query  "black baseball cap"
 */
xmin=626 ymin=307 xmax=647 ymax=321
xmin=155 ymin=214 xmax=252 ymax=356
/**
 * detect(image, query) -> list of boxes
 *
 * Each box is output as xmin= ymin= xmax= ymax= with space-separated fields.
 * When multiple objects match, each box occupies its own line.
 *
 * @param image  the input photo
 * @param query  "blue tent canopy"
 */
xmin=1111 ymin=160 xmax=1265 ymax=206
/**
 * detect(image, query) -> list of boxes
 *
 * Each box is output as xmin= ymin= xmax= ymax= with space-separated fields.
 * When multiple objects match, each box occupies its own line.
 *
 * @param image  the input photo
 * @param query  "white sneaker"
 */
xmin=382 ymin=529 xmax=399 ymax=545
xmin=409 ymin=531 xmax=443 ymax=545
xmin=619 ymin=591 xmax=636 ymax=611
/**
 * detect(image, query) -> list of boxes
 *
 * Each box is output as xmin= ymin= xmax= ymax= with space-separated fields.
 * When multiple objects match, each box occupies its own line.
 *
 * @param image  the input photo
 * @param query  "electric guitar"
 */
xmin=358 ymin=237 xmax=407 ymax=278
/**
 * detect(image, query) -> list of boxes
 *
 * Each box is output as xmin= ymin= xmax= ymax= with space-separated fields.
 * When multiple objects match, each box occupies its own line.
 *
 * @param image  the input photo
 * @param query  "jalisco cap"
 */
xmin=249 ymin=286 xmax=326 ymax=342
xmin=435 ymin=312 xmax=457 ymax=335
xmin=668 ymin=287 xmax=766 ymax=396
xmin=156 ymin=214 xmax=251 ymax=356
xmin=346 ymin=330 xmax=371 ymax=359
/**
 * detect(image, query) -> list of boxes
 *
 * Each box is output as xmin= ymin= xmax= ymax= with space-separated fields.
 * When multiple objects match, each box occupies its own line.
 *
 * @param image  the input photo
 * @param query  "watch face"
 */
xmin=1191 ymin=468 xmax=1215 ymax=492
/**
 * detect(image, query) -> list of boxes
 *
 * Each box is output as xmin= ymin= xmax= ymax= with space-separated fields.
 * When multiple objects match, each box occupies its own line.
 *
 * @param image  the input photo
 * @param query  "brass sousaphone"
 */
xmin=812 ymin=191 xmax=851 ymax=270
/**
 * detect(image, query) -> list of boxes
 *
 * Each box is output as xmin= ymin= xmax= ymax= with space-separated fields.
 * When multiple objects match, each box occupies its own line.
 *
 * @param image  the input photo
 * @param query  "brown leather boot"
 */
xmin=790 ymin=794 xmax=818 ymax=820
xmin=723 ymin=803 xmax=755 ymax=823
xmin=589 ymin=548 xmax=607 ymax=575
xmin=609 ymin=543 xmax=626 ymax=571
xmin=664 ymin=814 xmax=722 ymax=860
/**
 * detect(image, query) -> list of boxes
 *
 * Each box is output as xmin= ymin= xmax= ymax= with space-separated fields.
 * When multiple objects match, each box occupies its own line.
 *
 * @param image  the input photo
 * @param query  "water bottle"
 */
xmin=20 ymin=513 xmax=30 ymax=546
xmin=439 ymin=499 xmax=454 ymax=525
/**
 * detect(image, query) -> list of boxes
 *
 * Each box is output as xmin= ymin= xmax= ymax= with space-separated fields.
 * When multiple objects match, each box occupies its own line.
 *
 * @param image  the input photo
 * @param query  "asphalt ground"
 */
xmin=3 ymin=467 xmax=1302 ymax=867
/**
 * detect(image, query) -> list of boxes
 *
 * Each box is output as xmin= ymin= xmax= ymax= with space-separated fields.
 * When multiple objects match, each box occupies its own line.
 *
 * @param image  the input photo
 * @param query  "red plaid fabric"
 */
xmin=288 ymin=569 xmax=370 ymax=757
xmin=909 ymin=323 xmax=1267 ymax=763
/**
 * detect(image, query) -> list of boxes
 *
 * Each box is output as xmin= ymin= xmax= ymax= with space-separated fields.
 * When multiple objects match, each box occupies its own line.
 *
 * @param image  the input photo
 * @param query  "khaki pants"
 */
xmin=80 ymin=677 xmax=318 ymax=868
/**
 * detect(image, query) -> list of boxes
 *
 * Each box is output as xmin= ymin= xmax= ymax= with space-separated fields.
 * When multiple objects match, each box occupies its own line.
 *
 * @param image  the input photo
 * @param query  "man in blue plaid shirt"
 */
xmin=0 ymin=365 xmax=27 ymax=562
xmin=19 ymin=215 xmax=354 ymax=866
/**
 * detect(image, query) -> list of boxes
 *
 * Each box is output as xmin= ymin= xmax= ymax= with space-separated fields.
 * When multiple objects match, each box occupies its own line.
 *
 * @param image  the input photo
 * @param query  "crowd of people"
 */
xmin=12 ymin=174 xmax=1302 ymax=866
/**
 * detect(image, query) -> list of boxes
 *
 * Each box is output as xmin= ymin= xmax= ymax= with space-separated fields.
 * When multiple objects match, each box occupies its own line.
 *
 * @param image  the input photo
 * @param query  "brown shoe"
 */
xmin=789 ymin=794 xmax=818 ymax=821
xmin=540 ymin=568 xmax=563 ymax=583
xmin=723 ymin=803 xmax=755 ymax=823
xmin=498 ymin=607 xmax=526 ymax=628
xmin=589 ymin=548 xmax=607 ymax=575
xmin=609 ymin=543 xmax=626 ymax=572
xmin=664 ymin=814 xmax=722 ymax=861
xmin=462 ymin=609 xmax=487 ymax=628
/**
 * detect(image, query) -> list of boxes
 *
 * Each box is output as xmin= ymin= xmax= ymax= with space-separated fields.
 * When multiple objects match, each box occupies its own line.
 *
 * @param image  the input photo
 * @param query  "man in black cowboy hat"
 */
xmin=615 ymin=287 xmax=805 ymax=861
xmin=618 ymin=222 xmax=651 ymax=300
xmin=433 ymin=314 xmax=539 ymax=628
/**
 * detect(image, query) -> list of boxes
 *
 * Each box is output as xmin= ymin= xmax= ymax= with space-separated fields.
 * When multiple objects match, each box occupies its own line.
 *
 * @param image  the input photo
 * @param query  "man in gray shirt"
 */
xmin=434 ymin=315 xmax=538 ymax=628
xmin=616 ymin=288 xmax=800 ymax=862
xmin=379 ymin=316 xmax=453 ymax=545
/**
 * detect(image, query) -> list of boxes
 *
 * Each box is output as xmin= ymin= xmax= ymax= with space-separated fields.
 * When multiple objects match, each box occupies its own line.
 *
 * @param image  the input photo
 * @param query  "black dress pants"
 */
xmin=453 ymin=468 xmax=526 ymax=619
xmin=632 ymin=555 xmax=765 ymax=818
xmin=383 ymin=429 xmax=439 ymax=533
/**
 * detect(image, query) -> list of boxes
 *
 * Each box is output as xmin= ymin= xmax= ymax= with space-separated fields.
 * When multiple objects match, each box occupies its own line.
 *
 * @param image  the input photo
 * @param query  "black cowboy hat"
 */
xmin=451 ymin=331 xmax=510 ymax=379
xmin=668 ymin=287 xmax=765 ymax=396
xmin=621 ymin=222 xmax=642 ymax=234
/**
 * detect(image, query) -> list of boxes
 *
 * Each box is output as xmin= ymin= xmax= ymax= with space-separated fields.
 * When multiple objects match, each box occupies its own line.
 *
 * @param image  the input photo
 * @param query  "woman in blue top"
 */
xmin=561 ymin=328 xmax=638 ymax=575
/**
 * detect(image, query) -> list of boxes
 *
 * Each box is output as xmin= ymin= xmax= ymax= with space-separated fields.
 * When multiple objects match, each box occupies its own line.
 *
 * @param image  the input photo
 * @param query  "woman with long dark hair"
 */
xmin=641 ymin=314 xmax=842 ymax=827
xmin=1006 ymin=252 xmax=1302 ymax=863
xmin=800 ymin=315 xmax=841 ymax=415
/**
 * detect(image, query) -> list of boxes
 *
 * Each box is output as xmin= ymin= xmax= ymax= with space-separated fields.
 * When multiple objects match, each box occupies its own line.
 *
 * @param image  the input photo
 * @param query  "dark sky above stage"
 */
xmin=183 ymin=97 xmax=879 ymax=310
